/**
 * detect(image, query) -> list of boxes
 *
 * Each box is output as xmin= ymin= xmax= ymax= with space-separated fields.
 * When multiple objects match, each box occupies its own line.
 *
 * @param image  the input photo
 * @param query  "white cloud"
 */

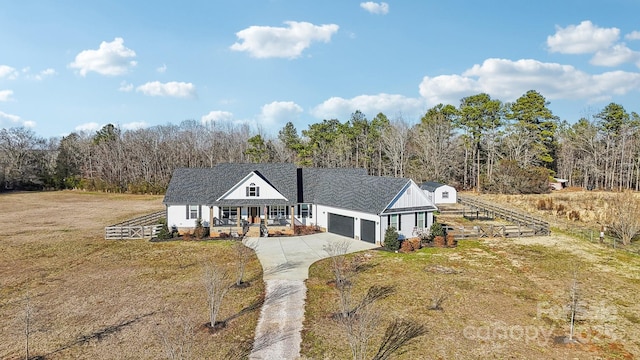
xmin=201 ymin=110 xmax=234 ymax=124
xmin=136 ymin=81 xmax=196 ymax=98
xmin=0 ymin=90 xmax=14 ymax=102
xmin=230 ymin=21 xmax=339 ymax=59
xmin=0 ymin=110 xmax=35 ymax=128
xmin=259 ymin=101 xmax=303 ymax=126
xmin=69 ymin=37 xmax=137 ymax=76
xmin=74 ymin=122 xmax=101 ymax=132
xmin=547 ymin=20 xmax=619 ymax=54
xmin=118 ymin=81 xmax=134 ymax=92
xmin=360 ymin=2 xmax=389 ymax=15
xmin=122 ymin=121 xmax=148 ymax=130
xmin=0 ymin=65 xmax=19 ymax=79
xmin=591 ymin=44 xmax=640 ymax=67
xmin=157 ymin=64 xmax=167 ymax=73
xmin=418 ymin=58 xmax=640 ymax=105
xmin=311 ymin=93 xmax=425 ymax=120
xmin=30 ymin=68 xmax=57 ymax=81
xmin=626 ymin=31 xmax=640 ymax=41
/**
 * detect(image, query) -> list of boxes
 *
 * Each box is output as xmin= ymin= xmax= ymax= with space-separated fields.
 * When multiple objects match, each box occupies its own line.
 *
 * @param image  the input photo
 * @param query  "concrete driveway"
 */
xmin=244 ymin=233 xmax=378 ymax=359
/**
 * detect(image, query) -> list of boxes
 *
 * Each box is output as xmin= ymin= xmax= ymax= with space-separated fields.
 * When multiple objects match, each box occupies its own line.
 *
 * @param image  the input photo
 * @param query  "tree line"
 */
xmin=1 ymin=90 xmax=639 ymax=194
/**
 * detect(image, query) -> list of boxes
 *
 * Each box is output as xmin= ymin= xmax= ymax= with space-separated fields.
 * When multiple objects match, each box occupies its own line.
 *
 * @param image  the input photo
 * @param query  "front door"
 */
xmin=249 ymin=207 xmax=259 ymax=224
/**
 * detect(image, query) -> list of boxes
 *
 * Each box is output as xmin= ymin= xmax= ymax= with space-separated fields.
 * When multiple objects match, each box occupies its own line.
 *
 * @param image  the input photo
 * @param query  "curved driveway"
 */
xmin=244 ymin=233 xmax=378 ymax=359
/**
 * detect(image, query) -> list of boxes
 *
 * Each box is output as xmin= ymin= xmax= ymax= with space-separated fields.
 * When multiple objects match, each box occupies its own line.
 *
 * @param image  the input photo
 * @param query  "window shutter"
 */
xmin=198 ymin=205 xmax=202 ymax=219
xmin=387 ymin=215 xmax=390 ymax=227
xmin=414 ymin=213 xmax=417 ymax=227
xmin=398 ymin=214 xmax=402 ymax=231
xmin=186 ymin=205 xmax=189 ymax=219
xmin=257 ymin=187 xmax=260 ymax=197
xmin=246 ymin=187 xmax=249 ymax=197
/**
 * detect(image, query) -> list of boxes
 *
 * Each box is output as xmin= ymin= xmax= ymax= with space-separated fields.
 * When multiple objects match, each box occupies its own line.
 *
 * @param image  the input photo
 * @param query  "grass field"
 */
xmin=301 ymin=191 xmax=640 ymax=359
xmin=0 ymin=191 xmax=264 ymax=360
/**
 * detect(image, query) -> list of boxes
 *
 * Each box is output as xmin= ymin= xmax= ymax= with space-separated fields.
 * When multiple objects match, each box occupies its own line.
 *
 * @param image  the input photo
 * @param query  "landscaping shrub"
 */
xmin=156 ymin=218 xmax=173 ymax=240
xmin=400 ymin=240 xmax=415 ymax=253
xmin=194 ymin=217 xmax=209 ymax=239
xmin=434 ymin=236 xmax=446 ymax=247
xmin=384 ymin=227 xmax=400 ymax=251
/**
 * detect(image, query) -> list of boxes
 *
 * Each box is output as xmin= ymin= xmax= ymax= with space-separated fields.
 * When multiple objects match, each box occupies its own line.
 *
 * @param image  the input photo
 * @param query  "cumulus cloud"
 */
xmin=360 ymin=2 xmax=389 ymax=15
xmin=259 ymin=101 xmax=303 ymax=126
xmin=626 ymin=31 xmax=640 ymax=41
xmin=230 ymin=21 xmax=339 ymax=59
xmin=591 ymin=44 xmax=640 ymax=67
xmin=0 ymin=90 xmax=14 ymax=102
xmin=157 ymin=64 xmax=167 ymax=73
xmin=311 ymin=93 xmax=425 ymax=121
xmin=201 ymin=110 xmax=235 ymax=124
xmin=118 ymin=81 xmax=134 ymax=92
xmin=69 ymin=37 xmax=137 ymax=76
xmin=136 ymin=81 xmax=196 ymax=98
xmin=75 ymin=122 xmax=101 ymax=133
xmin=32 ymin=68 xmax=57 ymax=80
xmin=122 ymin=121 xmax=148 ymax=130
xmin=0 ymin=110 xmax=36 ymax=128
xmin=0 ymin=65 xmax=19 ymax=79
xmin=547 ymin=20 xmax=619 ymax=54
xmin=418 ymin=58 xmax=640 ymax=105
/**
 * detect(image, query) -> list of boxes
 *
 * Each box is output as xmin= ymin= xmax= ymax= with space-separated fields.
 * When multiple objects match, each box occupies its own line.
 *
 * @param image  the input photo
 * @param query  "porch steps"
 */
xmin=245 ymin=226 xmax=263 ymax=237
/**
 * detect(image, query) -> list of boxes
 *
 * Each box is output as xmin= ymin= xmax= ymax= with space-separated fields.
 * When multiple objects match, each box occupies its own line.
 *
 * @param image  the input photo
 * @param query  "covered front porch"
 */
xmin=209 ymin=204 xmax=299 ymax=238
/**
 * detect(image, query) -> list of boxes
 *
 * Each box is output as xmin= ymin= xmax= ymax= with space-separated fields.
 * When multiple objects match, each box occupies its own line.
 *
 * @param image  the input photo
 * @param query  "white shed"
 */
xmin=420 ymin=181 xmax=457 ymax=204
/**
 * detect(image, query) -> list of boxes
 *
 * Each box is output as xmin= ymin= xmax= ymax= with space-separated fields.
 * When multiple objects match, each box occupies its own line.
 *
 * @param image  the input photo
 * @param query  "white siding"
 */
xmin=315 ymin=205 xmax=382 ymax=244
xmin=218 ymin=172 xmax=287 ymax=200
xmin=434 ymin=185 xmax=457 ymax=204
xmin=167 ymin=204 xmax=211 ymax=229
xmin=381 ymin=211 xmax=435 ymax=241
xmin=388 ymin=181 xmax=434 ymax=210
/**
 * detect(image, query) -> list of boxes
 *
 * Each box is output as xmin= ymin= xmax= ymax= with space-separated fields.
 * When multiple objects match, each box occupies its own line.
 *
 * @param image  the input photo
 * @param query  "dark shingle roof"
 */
xmin=163 ymin=163 xmax=298 ymax=206
xmin=164 ymin=164 xmax=427 ymax=215
xmin=311 ymin=172 xmax=410 ymax=214
xmin=420 ymin=181 xmax=445 ymax=192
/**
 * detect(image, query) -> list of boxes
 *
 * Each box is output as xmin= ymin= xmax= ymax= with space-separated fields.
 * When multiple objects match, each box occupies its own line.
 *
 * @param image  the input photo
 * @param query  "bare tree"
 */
xmin=202 ymin=262 xmax=231 ymax=329
xmin=233 ymin=240 xmax=253 ymax=287
xmin=606 ymin=191 xmax=640 ymax=245
xmin=155 ymin=310 xmax=195 ymax=360
xmin=381 ymin=118 xmax=409 ymax=178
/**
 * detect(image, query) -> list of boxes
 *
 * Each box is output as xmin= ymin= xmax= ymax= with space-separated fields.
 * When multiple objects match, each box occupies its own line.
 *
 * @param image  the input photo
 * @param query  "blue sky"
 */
xmin=1 ymin=0 xmax=640 ymax=138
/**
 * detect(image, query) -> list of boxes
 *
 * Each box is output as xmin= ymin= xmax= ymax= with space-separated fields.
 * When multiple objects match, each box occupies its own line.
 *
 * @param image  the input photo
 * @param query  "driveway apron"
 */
xmin=245 ymin=233 xmax=378 ymax=359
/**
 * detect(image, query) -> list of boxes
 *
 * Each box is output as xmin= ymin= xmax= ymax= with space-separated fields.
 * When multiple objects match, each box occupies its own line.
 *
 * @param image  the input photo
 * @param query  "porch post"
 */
xmin=209 ymin=206 xmax=213 ymax=229
xmin=237 ymin=206 xmax=241 ymax=227
xmin=290 ymin=205 xmax=295 ymax=228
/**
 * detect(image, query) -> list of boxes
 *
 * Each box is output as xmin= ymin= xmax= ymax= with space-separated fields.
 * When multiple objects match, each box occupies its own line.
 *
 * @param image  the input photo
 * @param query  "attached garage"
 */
xmin=360 ymin=219 xmax=376 ymax=243
xmin=327 ymin=213 xmax=354 ymax=238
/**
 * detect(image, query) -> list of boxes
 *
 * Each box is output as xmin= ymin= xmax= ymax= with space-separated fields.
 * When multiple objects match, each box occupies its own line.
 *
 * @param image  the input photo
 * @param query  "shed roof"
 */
xmin=420 ymin=181 xmax=446 ymax=192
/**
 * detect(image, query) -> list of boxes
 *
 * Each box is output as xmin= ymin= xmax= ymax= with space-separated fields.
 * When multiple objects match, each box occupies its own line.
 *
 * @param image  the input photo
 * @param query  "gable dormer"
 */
xmin=217 ymin=171 xmax=288 ymax=201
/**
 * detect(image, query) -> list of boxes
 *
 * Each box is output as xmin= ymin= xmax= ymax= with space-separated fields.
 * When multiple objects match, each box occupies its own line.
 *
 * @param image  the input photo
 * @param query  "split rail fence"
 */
xmin=105 ymin=211 xmax=164 ymax=240
xmin=441 ymin=196 xmax=550 ymax=239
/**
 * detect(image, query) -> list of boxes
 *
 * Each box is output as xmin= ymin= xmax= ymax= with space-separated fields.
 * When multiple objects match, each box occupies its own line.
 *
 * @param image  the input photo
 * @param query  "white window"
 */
xmin=416 ymin=212 xmax=425 ymax=228
xmin=246 ymin=183 xmax=260 ymax=197
xmin=269 ymin=205 xmax=286 ymax=219
xmin=188 ymin=205 xmax=199 ymax=219
xmin=389 ymin=214 xmax=400 ymax=230
xmin=442 ymin=191 xmax=449 ymax=199
xmin=221 ymin=206 xmax=237 ymax=219
xmin=298 ymin=204 xmax=312 ymax=218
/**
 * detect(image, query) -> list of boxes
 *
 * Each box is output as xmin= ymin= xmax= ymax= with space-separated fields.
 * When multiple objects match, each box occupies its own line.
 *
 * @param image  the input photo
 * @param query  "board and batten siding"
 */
xmin=219 ymin=172 xmax=287 ymax=200
xmin=387 ymin=181 xmax=433 ymax=210
xmin=315 ymin=205 xmax=382 ymax=244
xmin=166 ymin=204 xmax=211 ymax=230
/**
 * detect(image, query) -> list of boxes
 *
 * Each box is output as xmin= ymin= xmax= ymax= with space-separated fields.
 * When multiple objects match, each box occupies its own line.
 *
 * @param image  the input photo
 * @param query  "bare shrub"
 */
xmin=202 ymin=261 xmax=232 ymax=329
xmin=606 ymin=191 xmax=640 ymax=245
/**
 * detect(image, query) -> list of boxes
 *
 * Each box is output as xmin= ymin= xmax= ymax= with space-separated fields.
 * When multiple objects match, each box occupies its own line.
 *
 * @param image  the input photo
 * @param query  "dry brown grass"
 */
xmin=0 ymin=191 xmax=264 ymax=360
xmin=301 ymin=192 xmax=640 ymax=359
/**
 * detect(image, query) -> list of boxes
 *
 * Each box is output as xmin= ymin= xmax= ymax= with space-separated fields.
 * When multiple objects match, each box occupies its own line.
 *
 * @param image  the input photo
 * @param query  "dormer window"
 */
xmin=246 ymin=183 xmax=260 ymax=197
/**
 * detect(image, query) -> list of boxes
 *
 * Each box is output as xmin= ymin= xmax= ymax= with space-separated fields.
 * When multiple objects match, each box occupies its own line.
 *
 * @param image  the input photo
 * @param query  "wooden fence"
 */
xmin=454 ymin=196 xmax=550 ymax=237
xmin=105 ymin=210 xmax=164 ymax=240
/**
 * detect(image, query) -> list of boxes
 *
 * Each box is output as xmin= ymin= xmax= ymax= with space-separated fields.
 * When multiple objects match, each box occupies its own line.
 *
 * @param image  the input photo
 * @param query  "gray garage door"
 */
xmin=360 ymin=219 xmax=376 ymax=243
xmin=328 ymin=213 xmax=354 ymax=238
